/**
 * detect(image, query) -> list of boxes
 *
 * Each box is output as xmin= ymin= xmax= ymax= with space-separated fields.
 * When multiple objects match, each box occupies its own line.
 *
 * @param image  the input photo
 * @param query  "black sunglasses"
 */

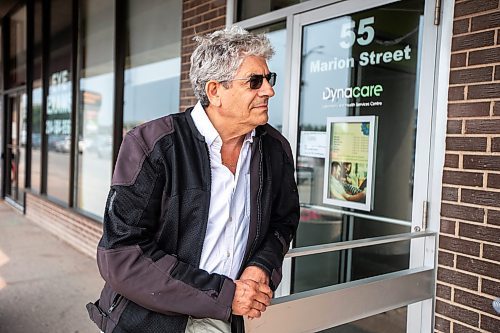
xmin=228 ymin=72 xmax=277 ymax=89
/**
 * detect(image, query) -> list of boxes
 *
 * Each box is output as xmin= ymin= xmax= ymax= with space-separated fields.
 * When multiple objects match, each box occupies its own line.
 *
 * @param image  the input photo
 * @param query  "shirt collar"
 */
xmin=191 ymin=101 xmax=255 ymax=147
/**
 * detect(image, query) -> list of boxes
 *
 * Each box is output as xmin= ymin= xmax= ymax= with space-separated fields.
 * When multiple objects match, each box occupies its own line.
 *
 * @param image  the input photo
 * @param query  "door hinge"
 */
xmin=415 ymin=200 xmax=429 ymax=232
xmin=422 ymin=200 xmax=429 ymax=231
xmin=434 ymin=0 xmax=442 ymax=26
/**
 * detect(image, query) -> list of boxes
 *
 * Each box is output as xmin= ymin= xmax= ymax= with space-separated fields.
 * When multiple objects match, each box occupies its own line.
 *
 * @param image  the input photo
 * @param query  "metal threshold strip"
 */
xmin=286 ymin=230 xmax=435 ymax=258
xmin=245 ymin=267 xmax=434 ymax=333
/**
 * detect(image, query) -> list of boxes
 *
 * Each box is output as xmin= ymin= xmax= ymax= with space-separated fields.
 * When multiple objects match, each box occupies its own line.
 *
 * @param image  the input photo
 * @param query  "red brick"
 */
xmin=439 ymin=235 xmax=480 ymax=256
xmin=483 ymin=243 xmax=500 ymax=262
xmin=457 ymin=255 xmax=500 ymax=280
xmin=487 ymin=173 xmax=500 ymax=189
xmin=480 ymin=314 xmax=500 ymax=332
xmin=442 ymin=187 xmax=459 ymax=201
xmin=451 ymin=31 xmax=495 ymax=52
xmin=446 ymin=137 xmax=487 ymax=152
xmin=437 ymin=267 xmax=478 ymax=290
xmin=460 ymin=222 xmax=500 ymax=243
xmin=447 ymin=120 xmax=462 ymax=134
xmin=445 ymin=154 xmax=460 ymax=168
xmin=453 ymin=18 xmax=470 ymax=34
xmin=449 ymin=67 xmax=493 ymax=84
xmin=481 ymin=278 xmax=499 ymax=297
xmin=439 ymin=251 xmax=455 ymax=267
xmin=450 ymin=52 xmax=467 ymax=68
xmin=468 ymin=83 xmax=500 ymax=99
xmin=440 ymin=219 xmax=456 ymax=235
xmin=493 ymin=138 xmax=500 ymax=153
xmin=454 ymin=0 xmax=499 ymax=18
xmin=435 ymin=315 xmax=451 ymax=332
xmin=442 ymin=170 xmax=483 ymax=186
xmin=461 ymin=189 xmax=500 ymax=207
xmin=455 ymin=289 xmax=498 ymax=316
xmin=465 ymin=119 xmax=500 ymax=134
xmin=489 ymin=209 xmax=500 ymax=226
xmin=453 ymin=322 xmax=480 ymax=333
xmin=441 ymin=203 xmax=484 ymax=222
xmin=471 ymin=11 xmax=500 ymax=32
xmin=464 ymin=155 xmax=500 ymax=171
xmin=468 ymin=47 xmax=500 ymax=66
xmin=448 ymin=102 xmax=490 ymax=117
xmin=435 ymin=300 xmax=479 ymax=327
xmin=449 ymin=86 xmax=465 ymax=101
xmin=495 ymin=66 xmax=500 ymax=81
xmin=436 ymin=283 xmax=452 ymax=300
xmin=494 ymin=101 xmax=500 ymax=116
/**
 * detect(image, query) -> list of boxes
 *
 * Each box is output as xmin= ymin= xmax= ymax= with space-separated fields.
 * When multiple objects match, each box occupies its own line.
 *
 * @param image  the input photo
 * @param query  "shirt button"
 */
xmin=226 ymin=252 xmax=230 ymax=258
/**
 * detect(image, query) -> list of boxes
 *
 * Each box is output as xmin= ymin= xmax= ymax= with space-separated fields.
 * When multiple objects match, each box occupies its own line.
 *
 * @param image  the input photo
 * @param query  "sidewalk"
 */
xmin=0 ymin=200 xmax=103 ymax=333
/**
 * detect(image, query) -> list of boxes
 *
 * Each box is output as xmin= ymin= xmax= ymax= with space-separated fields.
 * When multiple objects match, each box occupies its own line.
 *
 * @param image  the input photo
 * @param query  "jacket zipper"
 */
xmin=243 ymin=137 xmax=263 ymax=268
xmin=108 ymin=294 xmax=123 ymax=313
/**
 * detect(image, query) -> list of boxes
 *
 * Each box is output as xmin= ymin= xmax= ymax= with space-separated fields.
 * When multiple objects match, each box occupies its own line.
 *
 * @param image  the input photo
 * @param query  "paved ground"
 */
xmin=0 ymin=200 xmax=103 ymax=333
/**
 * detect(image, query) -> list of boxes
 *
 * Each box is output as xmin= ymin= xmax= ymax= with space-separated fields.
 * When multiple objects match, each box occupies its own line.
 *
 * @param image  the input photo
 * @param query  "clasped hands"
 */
xmin=231 ymin=266 xmax=272 ymax=319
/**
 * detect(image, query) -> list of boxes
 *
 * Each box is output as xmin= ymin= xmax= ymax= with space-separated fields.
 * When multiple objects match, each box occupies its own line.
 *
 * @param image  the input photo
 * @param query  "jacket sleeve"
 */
xmin=97 ymin=132 xmax=235 ymax=321
xmin=246 ymin=140 xmax=300 ymax=290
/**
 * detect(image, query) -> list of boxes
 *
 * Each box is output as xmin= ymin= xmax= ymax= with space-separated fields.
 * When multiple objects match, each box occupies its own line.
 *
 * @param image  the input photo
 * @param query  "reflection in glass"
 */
xmin=17 ymin=94 xmax=27 ymax=202
xmin=319 ymin=306 xmax=407 ymax=333
xmin=123 ymin=0 xmax=181 ymax=131
xmin=76 ymin=0 xmax=115 ymax=217
xmin=9 ymin=6 xmax=27 ymax=88
xmin=251 ymin=22 xmax=286 ymax=132
xmin=238 ymin=0 xmax=303 ymax=21
xmin=6 ymin=94 xmax=27 ymax=205
xmin=46 ymin=0 xmax=72 ymax=203
xmin=293 ymin=0 xmax=424 ymax=293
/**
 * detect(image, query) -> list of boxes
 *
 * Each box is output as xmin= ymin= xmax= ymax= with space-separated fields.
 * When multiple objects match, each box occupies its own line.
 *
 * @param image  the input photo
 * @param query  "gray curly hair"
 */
xmin=189 ymin=26 xmax=275 ymax=107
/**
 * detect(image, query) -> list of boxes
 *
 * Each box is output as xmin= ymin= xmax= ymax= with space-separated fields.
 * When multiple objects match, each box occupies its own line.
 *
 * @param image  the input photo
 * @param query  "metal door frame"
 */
xmin=286 ymin=1 xmax=440 ymax=332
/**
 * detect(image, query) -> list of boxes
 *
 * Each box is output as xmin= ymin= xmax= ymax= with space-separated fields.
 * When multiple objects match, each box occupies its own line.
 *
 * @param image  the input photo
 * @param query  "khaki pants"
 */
xmin=184 ymin=317 xmax=231 ymax=333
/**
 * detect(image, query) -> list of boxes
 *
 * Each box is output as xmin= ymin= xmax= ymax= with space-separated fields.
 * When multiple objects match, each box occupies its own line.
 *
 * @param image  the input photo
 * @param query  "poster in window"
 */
xmin=323 ymin=116 xmax=377 ymax=211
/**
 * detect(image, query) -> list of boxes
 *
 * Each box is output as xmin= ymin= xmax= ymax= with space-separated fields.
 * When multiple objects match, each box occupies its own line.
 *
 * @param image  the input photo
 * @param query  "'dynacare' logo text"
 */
xmin=323 ymin=84 xmax=383 ymax=102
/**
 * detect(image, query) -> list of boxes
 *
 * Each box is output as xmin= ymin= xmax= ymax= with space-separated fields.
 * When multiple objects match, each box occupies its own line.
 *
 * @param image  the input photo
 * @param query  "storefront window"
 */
xmin=123 ymin=0 xmax=181 ymax=131
xmin=31 ymin=0 xmax=43 ymax=193
xmin=293 ymin=0 xmax=424 ymax=292
xmin=76 ymin=0 xmax=115 ymax=217
xmin=8 ymin=6 xmax=27 ymax=88
xmin=252 ymin=22 xmax=286 ymax=132
xmin=46 ymin=0 xmax=72 ymax=203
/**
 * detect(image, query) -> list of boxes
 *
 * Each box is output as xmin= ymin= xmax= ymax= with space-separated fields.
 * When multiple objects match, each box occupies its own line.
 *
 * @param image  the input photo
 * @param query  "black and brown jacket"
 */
xmin=87 ymin=108 xmax=300 ymax=333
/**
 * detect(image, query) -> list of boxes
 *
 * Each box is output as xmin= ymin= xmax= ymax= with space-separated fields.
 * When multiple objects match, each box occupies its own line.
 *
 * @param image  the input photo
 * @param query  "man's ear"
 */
xmin=205 ymin=80 xmax=221 ymax=107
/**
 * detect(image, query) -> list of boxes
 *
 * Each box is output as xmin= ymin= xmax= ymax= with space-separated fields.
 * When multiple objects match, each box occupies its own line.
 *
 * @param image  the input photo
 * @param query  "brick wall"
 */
xmin=25 ymin=193 xmax=101 ymax=259
xmin=179 ymin=0 xmax=227 ymax=112
xmin=436 ymin=1 xmax=500 ymax=332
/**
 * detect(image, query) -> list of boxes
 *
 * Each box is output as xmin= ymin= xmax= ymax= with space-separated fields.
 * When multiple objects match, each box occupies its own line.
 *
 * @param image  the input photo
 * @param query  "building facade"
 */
xmin=0 ymin=0 xmax=498 ymax=332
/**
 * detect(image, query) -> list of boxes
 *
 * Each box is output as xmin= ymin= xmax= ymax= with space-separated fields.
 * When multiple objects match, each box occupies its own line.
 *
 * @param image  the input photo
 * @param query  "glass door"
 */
xmin=284 ymin=0 xmax=438 ymax=331
xmin=5 ymin=93 xmax=28 ymax=206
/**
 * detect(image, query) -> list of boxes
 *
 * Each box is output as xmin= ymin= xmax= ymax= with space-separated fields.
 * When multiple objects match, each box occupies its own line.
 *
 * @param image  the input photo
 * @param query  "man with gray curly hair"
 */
xmin=88 ymin=26 xmax=299 ymax=333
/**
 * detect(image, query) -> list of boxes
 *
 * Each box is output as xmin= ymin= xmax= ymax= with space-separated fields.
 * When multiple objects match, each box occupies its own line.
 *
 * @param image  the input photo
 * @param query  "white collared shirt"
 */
xmin=191 ymin=102 xmax=253 ymax=279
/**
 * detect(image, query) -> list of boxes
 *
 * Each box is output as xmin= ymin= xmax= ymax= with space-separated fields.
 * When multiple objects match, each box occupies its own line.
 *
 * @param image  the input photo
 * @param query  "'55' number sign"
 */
xmin=340 ymin=16 xmax=375 ymax=48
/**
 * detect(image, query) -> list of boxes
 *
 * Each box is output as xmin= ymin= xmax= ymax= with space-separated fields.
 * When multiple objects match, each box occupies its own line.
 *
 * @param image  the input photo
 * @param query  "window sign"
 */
xmin=323 ymin=116 xmax=377 ymax=211
xmin=46 ymin=70 xmax=71 ymax=136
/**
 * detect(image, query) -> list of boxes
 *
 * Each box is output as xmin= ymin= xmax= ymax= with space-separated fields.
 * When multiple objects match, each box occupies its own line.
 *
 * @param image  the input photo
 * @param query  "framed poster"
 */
xmin=323 ymin=116 xmax=377 ymax=211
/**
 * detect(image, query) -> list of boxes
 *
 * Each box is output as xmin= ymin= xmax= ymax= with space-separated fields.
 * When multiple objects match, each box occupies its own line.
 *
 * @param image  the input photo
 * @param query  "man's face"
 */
xmin=333 ymin=165 xmax=341 ymax=179
xmin=219 ymin=55 xmax=275 ymax=129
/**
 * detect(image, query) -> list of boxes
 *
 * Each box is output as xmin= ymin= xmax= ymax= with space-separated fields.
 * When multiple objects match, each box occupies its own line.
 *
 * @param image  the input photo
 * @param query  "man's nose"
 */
xmin=258 ymin=78 xmax=275 ymax=97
